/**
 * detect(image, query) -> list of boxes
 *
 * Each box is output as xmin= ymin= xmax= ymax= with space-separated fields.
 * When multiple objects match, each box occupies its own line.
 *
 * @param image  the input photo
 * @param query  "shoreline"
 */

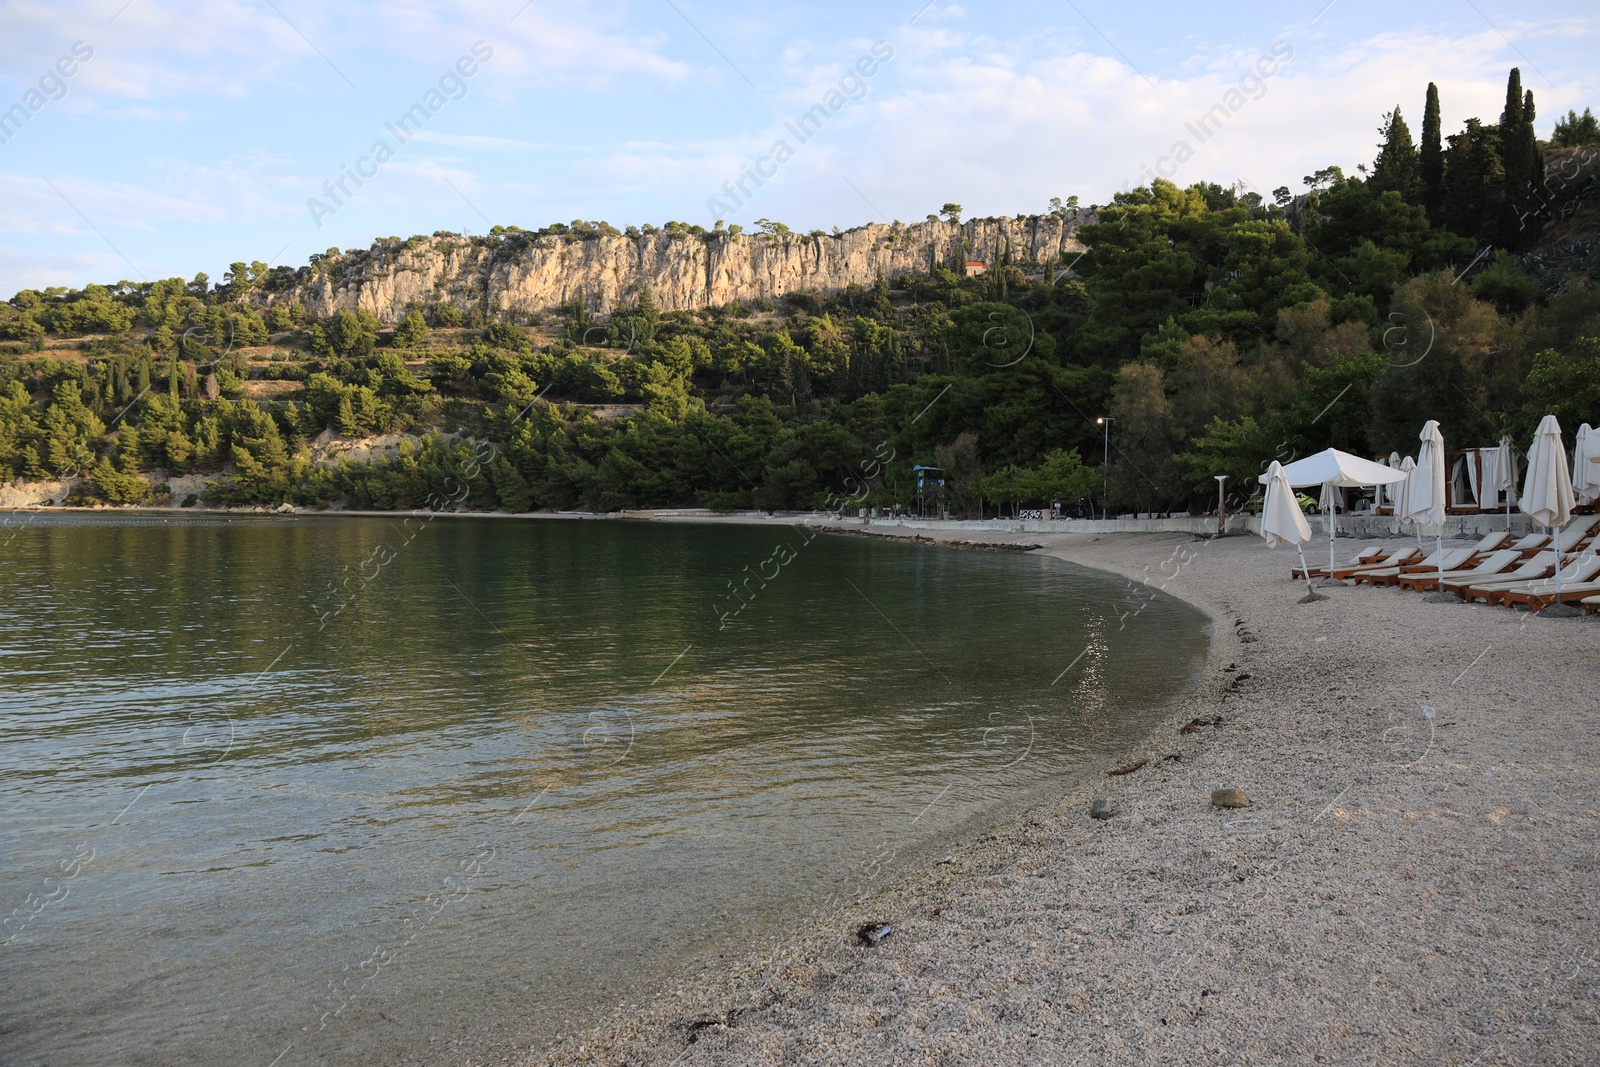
xmin=515 ymin=517 xmax=1600 ymax=1066
xmin=507 ymin=522 xmax=1236 ymax=1066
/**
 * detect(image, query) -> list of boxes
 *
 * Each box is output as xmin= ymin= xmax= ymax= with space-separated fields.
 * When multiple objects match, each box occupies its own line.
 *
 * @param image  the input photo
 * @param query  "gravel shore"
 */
xmin=525 ymin=524 xmax=1600 ymax=1066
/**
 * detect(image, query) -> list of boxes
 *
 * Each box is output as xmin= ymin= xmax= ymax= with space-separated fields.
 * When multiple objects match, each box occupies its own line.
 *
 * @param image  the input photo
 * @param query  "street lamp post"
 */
xmin=1095 ymin=417 xmax=1114 ymax=520
xmin=1215 ymin=474 xmax=1229 ymax=536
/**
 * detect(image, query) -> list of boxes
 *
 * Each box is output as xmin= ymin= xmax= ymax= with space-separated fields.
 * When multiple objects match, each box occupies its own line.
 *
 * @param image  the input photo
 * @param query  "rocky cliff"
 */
xmin=272 ymin=214 xmax=1090 ymax=324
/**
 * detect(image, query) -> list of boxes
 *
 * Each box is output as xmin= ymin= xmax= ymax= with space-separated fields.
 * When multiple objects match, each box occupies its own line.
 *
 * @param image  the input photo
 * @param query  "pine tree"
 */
xmin=1371 ymin=107 xmax=1422 ymax=201
xmin=1552 ymin=107 xmax=1600 ymax=146
xmin=870 ymin=270 xmax=892 ymax=320
xmin=336 ymin=394 xmax=360 ymax=437
xmin=394 ymin=309 xmax=430 ymax=348
xmin=1440 ymin=119 xmax=1502 ymax=242
xmin=1421 ymin=83 xmax=1444 ymax=220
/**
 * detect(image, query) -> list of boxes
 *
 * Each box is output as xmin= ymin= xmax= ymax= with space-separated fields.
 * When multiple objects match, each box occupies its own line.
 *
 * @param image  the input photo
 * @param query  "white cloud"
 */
xmin=0 ymin=0 xmax=691 ymax=107
xmin=99 ymin=106 xmax=192 ymax=121
xmin=570 ymin=16 xmax=1599 ymax=231
xmin=407 ymin=131 xmax=544 ymax=151
xmin=0 ymin=173 xmax=223 ymax=236
xmin=373 ymin=0 xmax=692 ymax=90
xmin=0 ymin=242 xmax=147 ymax=294
xmin=0 ymin=0 xmax=313 ymax=100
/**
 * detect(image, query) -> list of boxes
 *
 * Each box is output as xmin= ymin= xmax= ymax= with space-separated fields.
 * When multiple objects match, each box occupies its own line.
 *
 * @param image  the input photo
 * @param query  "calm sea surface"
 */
xmin=0 ymin=514 xmax=1208 ymax=1065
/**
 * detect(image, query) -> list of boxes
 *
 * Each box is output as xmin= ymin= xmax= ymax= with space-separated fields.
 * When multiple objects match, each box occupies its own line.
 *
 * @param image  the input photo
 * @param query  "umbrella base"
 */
xmin=1422 ymin=592 xmax=1464 ymax=604
xmin=1316 ymin=578 xmax=1347 ymax=587
xmin=1298 ymin=592 xmax=1330 ymax=603
xmin=1533 ymin=603 xmax=1585 ymax=619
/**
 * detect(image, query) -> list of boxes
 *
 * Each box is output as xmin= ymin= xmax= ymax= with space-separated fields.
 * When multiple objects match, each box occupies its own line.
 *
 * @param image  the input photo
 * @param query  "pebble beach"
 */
xmin=523 ymin=523 xmax=1600 ymax=1066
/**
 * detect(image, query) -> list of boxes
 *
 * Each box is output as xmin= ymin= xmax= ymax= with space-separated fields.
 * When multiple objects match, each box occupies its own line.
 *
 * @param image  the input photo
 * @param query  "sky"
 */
xmin=0 ymin=0 xmax=1596 ymax=297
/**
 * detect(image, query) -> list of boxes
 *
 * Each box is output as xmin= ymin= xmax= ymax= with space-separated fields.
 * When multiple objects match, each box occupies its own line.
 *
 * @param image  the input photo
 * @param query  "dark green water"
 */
xmin=0 ymin=513 xmax=1208 ymax=1065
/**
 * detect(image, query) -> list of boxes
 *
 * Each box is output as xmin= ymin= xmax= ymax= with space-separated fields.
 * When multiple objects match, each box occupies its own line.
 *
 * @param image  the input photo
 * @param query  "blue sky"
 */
xmin=1 ymin=0 xmax=1596 ymax=297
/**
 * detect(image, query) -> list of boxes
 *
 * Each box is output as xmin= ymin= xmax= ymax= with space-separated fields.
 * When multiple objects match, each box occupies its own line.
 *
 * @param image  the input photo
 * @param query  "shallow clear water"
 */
xmin=0 ymin=513 xmax=1208 ymax=1065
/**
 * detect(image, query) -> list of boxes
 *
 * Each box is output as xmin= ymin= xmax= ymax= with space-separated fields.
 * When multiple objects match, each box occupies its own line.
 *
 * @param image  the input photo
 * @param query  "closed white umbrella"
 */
xmin=1574 ymin=424 xmax=1599 ymax=505
xmin=1521 ymin=414 xmax=1575 ymax=604
xmin=1261 ymin=460 xmax=1321 ymax=601
xmin=1396 ymin=455 xmax=1419 ymax=546
xmin=1384 ymin=452 xmax=1401 ymax=508
xmin=1402 ymin=421 xmax=1448 ymax=591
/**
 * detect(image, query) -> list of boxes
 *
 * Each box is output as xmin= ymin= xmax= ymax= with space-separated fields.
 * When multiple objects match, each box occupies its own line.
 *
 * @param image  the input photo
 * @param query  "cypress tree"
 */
xmin=1421 ymin=83 xmax=1444 ymax=220
xmin=1499 ymin=69 xmax=1530 ymax=245
xmin=1523 ymin=89 xmax=1544 ymax=197
xmin=1371 ymin=107 xmax=1422 ymax=200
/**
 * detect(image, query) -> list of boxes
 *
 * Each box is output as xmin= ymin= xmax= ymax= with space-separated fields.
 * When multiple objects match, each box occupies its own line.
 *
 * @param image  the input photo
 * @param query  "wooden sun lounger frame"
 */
xmin=1395 ymin=550 xmax=1523 ymax=592
xmin=1292 ymin=546 xmax=1382 ymax=580
xmin=1500 ymin=580 xmax=1600 ymax=612
xmin=1325 ymin=548 xmax=1422 ymax=581
xmin=1353 ymin=548 xmax=1476 ymax=587
xmin=1450 ymin=554 xmax=1556 ymax=599
xmin=1467 ymin=555 xmax=1600 ymax=607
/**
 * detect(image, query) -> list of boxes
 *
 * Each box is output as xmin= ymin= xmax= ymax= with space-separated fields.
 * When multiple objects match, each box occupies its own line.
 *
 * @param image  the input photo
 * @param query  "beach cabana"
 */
xmin=1491 ymin=435 xmax=1518 ymax=528
xmin=1261 ymin=449 xmax=1408 ymax=580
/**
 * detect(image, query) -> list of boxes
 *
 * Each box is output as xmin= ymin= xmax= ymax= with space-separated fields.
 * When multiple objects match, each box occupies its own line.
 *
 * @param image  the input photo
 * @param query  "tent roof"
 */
xmin=1257 ymin=448 xmax=1409 ymax=488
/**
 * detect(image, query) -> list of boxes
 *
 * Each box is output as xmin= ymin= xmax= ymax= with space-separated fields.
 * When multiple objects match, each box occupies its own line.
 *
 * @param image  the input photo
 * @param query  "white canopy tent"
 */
xmin=1259 ymin=448 xmax=1408 ymax=579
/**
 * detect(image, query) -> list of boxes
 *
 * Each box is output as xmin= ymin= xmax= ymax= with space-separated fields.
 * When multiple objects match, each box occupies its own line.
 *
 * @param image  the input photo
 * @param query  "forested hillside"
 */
xmin=2 ymin=72 xmax=1597 ymax=518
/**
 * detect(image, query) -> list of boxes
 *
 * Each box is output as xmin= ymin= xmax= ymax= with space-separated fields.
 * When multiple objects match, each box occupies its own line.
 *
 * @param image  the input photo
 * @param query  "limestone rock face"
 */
xmin=271 ymin=214 xmax=1091 ymax=324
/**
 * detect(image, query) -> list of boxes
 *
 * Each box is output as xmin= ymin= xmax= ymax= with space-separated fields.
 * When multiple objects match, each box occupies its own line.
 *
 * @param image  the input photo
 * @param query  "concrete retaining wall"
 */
xmin=777 ymin=513 xmax=1545 ymax=539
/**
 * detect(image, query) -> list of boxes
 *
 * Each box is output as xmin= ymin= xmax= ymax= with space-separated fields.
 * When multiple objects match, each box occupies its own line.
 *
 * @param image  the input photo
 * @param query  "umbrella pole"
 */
xmin=1436 ymin=532 xmax=1444 ymax=591
xmin=1296 ymin=545 xmax=1318 ymax=599
xmin=1328 ymin=485 xmax=1338 ymax=578
xmin=1554 ymin=532 xmax=1563 ymax=606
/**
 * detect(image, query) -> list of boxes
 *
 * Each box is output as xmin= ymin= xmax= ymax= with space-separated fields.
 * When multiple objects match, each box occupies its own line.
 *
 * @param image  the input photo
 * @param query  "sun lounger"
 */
xmin=1354 ymin=547 xmax=1476 ymax=586
xmin=1465 ymin=531 xmax=1514 ymax=555
xmin=1293 ymin=545 xmax=1383 ymax=580
xmin=1549 ymin=516 xmax=1600 ymax=555
xmin=1505 ymin=578 xmax=1600 ymax=612
xmin=1509 ymin=532 xmax=1550 ymax=554
xmin=1445 ymin=551 xmax=1554 ymax=597
xmin=1326 ymin=547 xmax=1422 ymax=580
xmin=1469 ymin=553 xmax=1600 ymax=607
xmin=1583 ymin=594 xmax=1600 ymax=615
xmin=1396 ymin=549 xmax=1523 ymax=592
